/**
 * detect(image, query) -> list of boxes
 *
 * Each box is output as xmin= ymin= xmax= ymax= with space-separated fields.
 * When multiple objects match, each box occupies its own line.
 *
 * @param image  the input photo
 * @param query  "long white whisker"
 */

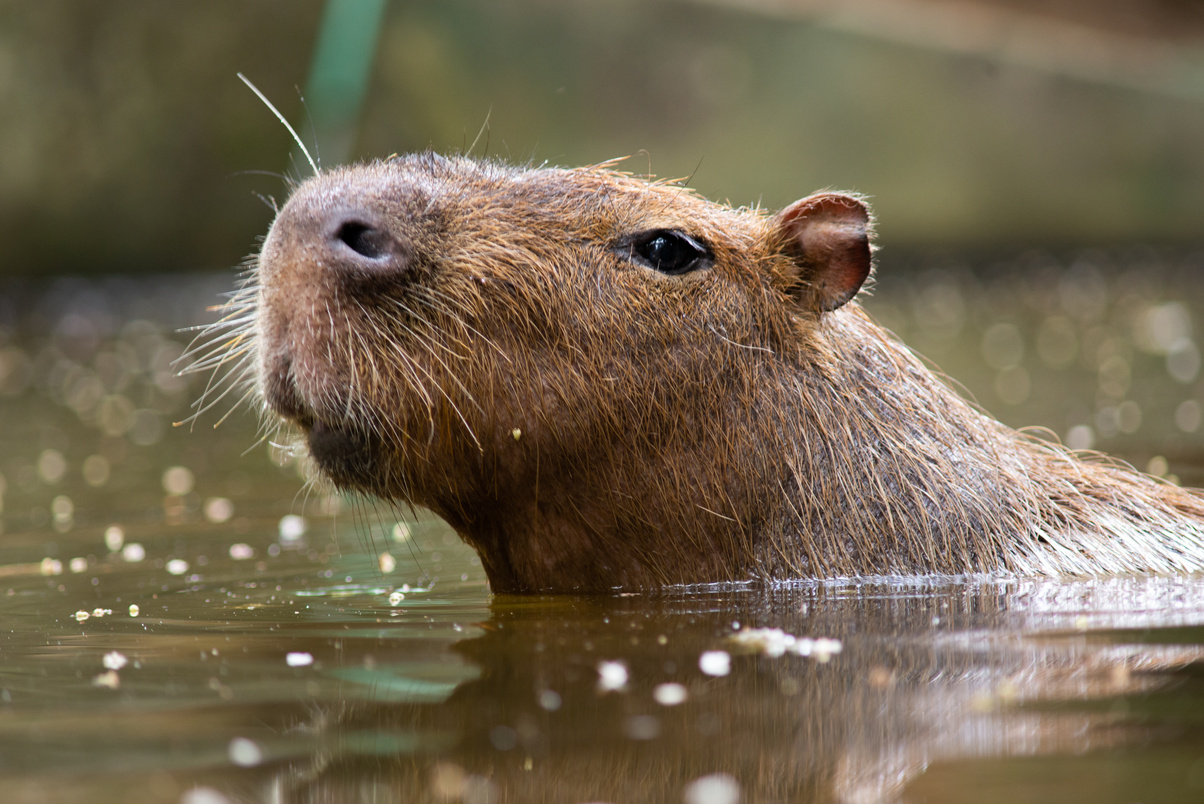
xmin=238 ymin=72 xmax=319 ymax=177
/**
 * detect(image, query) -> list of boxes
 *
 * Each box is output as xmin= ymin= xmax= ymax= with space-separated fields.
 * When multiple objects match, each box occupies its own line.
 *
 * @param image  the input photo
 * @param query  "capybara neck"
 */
xmin=223 ymin=152 xmax=1204 ymax=592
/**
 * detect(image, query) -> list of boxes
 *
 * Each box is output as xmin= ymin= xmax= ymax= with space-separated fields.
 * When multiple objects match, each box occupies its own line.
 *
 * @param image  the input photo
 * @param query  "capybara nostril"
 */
xmin=323 ymin=212 xmax=414 ymax=281
xmin=336 ymin=220 xmax=389 ymax=260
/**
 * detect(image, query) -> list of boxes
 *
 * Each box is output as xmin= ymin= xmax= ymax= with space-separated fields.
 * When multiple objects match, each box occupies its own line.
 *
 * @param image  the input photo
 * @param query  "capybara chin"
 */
xmin=206 ymin=152 xmax=1204 ymax=593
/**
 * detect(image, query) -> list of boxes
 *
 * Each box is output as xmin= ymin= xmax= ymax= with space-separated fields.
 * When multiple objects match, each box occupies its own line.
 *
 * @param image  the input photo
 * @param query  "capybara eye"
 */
xmin=628 ymin=230 xmax=711 ymax=275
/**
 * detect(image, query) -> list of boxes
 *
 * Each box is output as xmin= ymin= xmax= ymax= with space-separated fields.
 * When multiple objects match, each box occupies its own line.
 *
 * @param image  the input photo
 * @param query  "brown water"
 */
xmin=3 ymin=252 xmax=1204 ymax=803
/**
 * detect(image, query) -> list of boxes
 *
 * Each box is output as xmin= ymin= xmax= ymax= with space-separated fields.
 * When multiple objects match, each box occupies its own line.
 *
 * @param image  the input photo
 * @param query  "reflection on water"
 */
xmin=2 ymin=254 xmax=1204 ymax=802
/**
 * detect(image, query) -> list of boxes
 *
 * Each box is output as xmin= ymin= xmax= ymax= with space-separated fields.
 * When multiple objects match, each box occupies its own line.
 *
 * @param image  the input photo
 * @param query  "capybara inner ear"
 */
xmin=773 ymin=193 xmax=872 ymax=312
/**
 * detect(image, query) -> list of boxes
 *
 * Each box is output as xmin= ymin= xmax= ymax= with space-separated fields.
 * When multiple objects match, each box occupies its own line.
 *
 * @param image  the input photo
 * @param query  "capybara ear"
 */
xmin=772 ymin=193 xmax=872 ymax=312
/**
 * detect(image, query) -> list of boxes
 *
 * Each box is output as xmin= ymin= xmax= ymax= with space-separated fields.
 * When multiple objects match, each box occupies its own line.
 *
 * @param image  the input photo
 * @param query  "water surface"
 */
xmin=3 ymin=256 xmax=1204 ymax=803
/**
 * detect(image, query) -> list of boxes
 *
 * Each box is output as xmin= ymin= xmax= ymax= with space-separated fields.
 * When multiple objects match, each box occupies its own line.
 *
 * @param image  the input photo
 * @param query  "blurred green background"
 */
xmin=1 ymin=0 xmax=1203 ymax=277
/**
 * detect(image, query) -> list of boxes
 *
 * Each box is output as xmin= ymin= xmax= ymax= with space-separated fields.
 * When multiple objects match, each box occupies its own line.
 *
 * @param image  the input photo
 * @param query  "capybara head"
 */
xmin=248 ymin=154 xmax=871 ymax=591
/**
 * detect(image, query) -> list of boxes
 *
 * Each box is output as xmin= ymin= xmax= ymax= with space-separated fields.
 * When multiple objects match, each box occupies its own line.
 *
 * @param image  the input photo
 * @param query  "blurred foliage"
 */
xmin=1 ymin=0 xmax=1203 ymax=276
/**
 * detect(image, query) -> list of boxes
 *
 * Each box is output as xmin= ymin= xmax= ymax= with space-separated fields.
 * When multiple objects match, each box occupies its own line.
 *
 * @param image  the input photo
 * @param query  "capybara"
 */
xmin=192 ymin=153 xmax=1204 ymax=592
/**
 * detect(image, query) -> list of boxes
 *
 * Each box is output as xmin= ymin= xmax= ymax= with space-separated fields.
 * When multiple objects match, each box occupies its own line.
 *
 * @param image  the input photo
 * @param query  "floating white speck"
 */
xmin=128 ymin=604 xmax=140 ymax=617
xmin=730 ymin=627 xmax=796 ymax=657
xmin=103 ymin=651 xmax=128 ymax=670
xmin=286 ymin=652 xmax=314 ymax=667
xmin=92 ymin=670 xmax=120 ymax=689
xmin=104 ymin=525 xmax=124 ymax=552
xmin=74 ymin=610 xmax=90 ymax=622
xmin=391 ymin=522 xmax=411 ymax=542
xmin=812 ymin=638 xmax=843 ymax=663
xmin=204 ymin=497 xmax=234 ymax=523
xmin=378 ymin=552 xmax=396 ymax=573
xmin=180 ymin=787 xmax=233 ymax=804
xmin=69 ymin=557 xmax=87 ymax=573
xmin=388 ymin=591 xmax=405 ymax=606
xmin=683 ymin=773 xmax=742 ymax=804
xmin=121 ymin=543 xmax=146 ymax=562
xmin=37 ymin=449 xmax=67 ymax=484
xmin=227 ymin=736 xmax=263 ymax=767
xmin=511 ymin=428 xmax=522 ymax=441
xmin=228 ymin=543 xmax=254 ymax=560
xmin=166 ymin=559 xmax=189 ymax=575
xmin=538 ymin=689 xmax=562 ymax=711
xmin=40 ymin=558 xmax=63 ymax=576
xmin=699 ymin=650 xmax=731 ymax=677
xmin=92 ymin=608 xmax=112 ymax=618
xmin=653 ymin=682 xmax=688 ymax=706
xmin=729 ymin=628 xmax=843 ymax=662
xmin=278 ymin=515 xmax=306 ymax=542
xmin=161 ymin=466 xmax=195 ymax=495
xmin=597 ymin=660 xmax=628 ymax=692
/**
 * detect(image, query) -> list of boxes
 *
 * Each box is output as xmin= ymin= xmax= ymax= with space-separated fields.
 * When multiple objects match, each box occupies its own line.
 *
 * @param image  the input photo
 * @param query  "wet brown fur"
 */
xmin=197 ymin=153 xmax=1204 ymax=593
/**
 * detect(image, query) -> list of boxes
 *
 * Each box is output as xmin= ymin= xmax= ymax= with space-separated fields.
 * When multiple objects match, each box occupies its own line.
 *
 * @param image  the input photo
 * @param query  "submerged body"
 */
xmin=203 ymin=153 xmax=1204 ymax=592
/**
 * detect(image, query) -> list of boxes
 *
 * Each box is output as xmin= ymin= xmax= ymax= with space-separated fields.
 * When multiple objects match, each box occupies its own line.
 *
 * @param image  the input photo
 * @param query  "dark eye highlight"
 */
xmin=623 ymin=230 xmax=712 ymax=276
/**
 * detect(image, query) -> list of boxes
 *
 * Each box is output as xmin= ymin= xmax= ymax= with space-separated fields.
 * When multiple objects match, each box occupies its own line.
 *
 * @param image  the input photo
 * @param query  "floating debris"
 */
xmin=82 ymin=454 xmax=110 ymax=487
xmin=103 ymin=651 xmax=128 ymax=670
xmin=278 ymin=514 xmax=306 ymax=542
xmin=161 ymin=466 xmax=195 ymax=495
xmin=729 ymin=627 xmax=843 ymax=662
xmin=37 ymin=449 xmax=67 ymax=484
xmin=227 ymin=736 xmax=263 ymax=767
xmin=121 ymin=543 xmax=146 ymax=562
xmin=104 ymin=525 xmax=124 ymax=552
xmin=92 ymin=670 xmax=120 ymax=689
xmin=537 ymin=689 xmax=562 ymax=711
xmin=286 ymin=652 xmax=314 ymax=667
xmin=378 ymin=552 xmax=396 ymax=573
xmin=228 ymin=543 xmax=254 ymax=560
xmin=180 ymin=787 xmax=232 ymax=804
xmin=699 ymin=650 xmax=731 ymax=677
xmin=597 ymin=660 xmax=628 ymax=692
xmin=166 ymin=559 xmax=189 ymax=576
xmin=624 ymin=714 xmax=660 ymax=740
xmin=128 ymin=604 xmax=139 ymax=617
xmin=653 ymin=682 xmax=688 ymax=706
xmin=683 ymin=773 xmax=741 ymax=804
xmin=204 ymin=497 xmax=234 ymax=523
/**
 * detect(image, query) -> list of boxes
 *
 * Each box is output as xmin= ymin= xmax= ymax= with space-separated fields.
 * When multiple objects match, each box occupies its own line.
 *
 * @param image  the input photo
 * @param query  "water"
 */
xmin=3 ymin=253 xmax=1204 ymax=803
